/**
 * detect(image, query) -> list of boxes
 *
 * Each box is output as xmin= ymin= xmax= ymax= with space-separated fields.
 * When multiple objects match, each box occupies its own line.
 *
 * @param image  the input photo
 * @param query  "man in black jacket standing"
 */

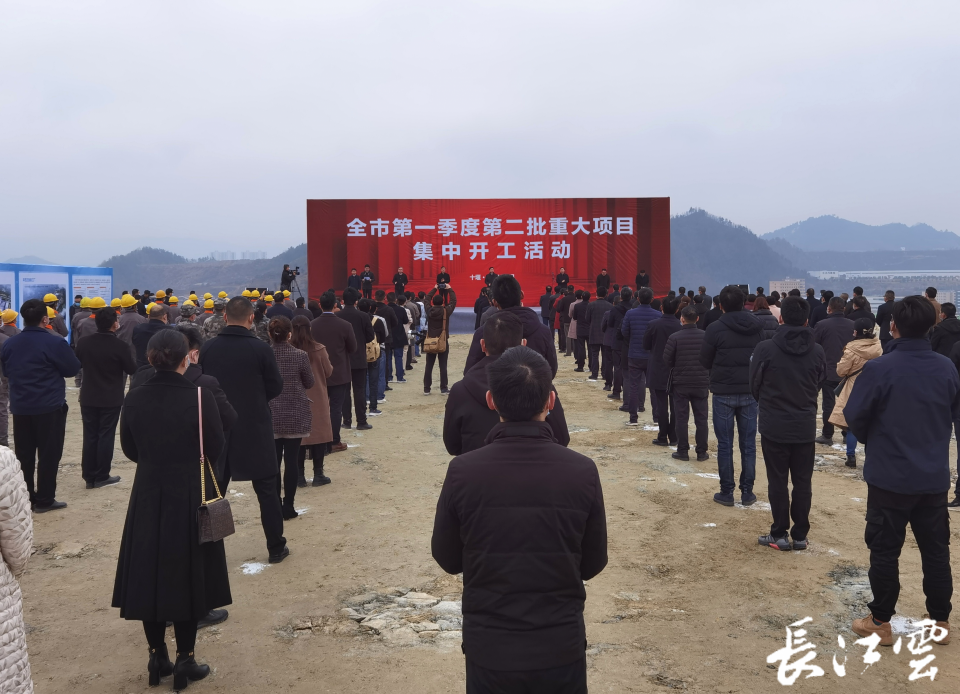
xmin=875 ymin=290 xmax=895 ymax=348
xmin=700 ymin=295 xmax=722 ymax=330
xmin=699 ymin=286 xmax=763 ymax=507
xmin=809 ymin=290 xmax=832 ymax=328
xmin=199 ymin=297 xmax=288 ymax=563
xmin=393 ymin=267 xmax=409 ymax=297
xmin=484 ymin=267 xmax=497 ymax=288
xmin=311 ymin=293 xmax=359 ymax=449
xmin=555 ymin=267 xmax=570 ymax=290
xmin=538 ymin=285 xmax=553 ymax=327
xmin=584 ymin=287 xmax=611 ymax=382
xmin=931 ymin=302 xmax=960 ymax=357
xmin=644 ymin=297 xmax=682 ymax=446
xmin=572 ymin=291 xmax=591 ymax=372
xmin=635 ymin=269 xmax=650 ymax=288
xmin=432 ymin=346 xmax=606 ymax=692
xmin=347 ymin=268 xmax=362 ymax=292
xmin=360 ymin=264 xmax=375 ymax=299
xmin=596 ymin=268 xmax=611 ymax=293
xmin=555 ymin=287 xmax=574 ymax=353
xmin=813 ymin=296 xmax=854 ymax=445
xmin=663 ymin=306 xmax=710 ymax=461
xmin=604 ymin=288 xmax=632 ymax=399
xmin=132 ymin=303 xmax=171 ymax=367
xmin=386 ymin=293 xmax=410 ymax=383
xmin=75 ymin=308 xmax=137 ymax=489
xmin=749 ymin=297 xmax=826 ymax=551
xmin=337 ymin=288 xmax=375 ymax=432
xmin=443 ymin=313 xmax=569 ymax=455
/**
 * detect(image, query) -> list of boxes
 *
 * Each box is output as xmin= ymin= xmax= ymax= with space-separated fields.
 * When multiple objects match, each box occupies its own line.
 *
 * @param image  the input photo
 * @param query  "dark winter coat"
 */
xmin=753 ymin=309 xmax=780 ymax=340
xmin=132 ymin=319 xmax=172 ymax=367
xmin=270 ymin=342 xmax=315 ymax=436
xmin=347 ymin=274 xmax=362 ymax=290
xmin=309 ymin=313 xmax=358 ymax=386
xmin=113 ymin=370 xmax=231 ymax=621
xmin=635 ymin=272 xmax=650 ymax=288
xmin=584 ymin=298 xmax=611 ymax=345
xmin=473 ymin=296 xmax=490 ymax=330
xmin=699 ymin=311 xmax=763 ymax=395
xmin=539 ymin=293 xmax=553 ymax=317
xmin=555 ymin=272 xmax=570 ymax=288
xmin=749 ymin=325 xmax=826 ymax=443
xmin=700 ymin=306 xmax=722 ymax=330
xmin=643 ymin=313 xmax=682 ymax=390
xmin=130 ymin=363 xmax=237 ymax=433
xmin=443 ymin=355 xmax=570 ymax=455
xmin=619 ymin=304 xmax=661 ymax=361
xmin=573 ymin=300 xmax=590 ymax=338
xmin=465 ymin=303 xmax=557 ymax=377
xmin=813 ymin=312 xmax=855 ymax=382
xmin=596 ymin=273 xmax=611 ymax=291
xmin=846 ymin=308 xmax=873 ymax=325
xmin=425 ymin=288 xmax=457 ymax=338
xmin=931 ymin=317 xmax=960 ymax=358
xmin=75 ymin=331 xmax=137 ymax=408
xmin=198 ymin=326 xmax=283 ymax=481
xmin=0 ymin=326 xmax=81 ymax=415
xmin=388 ymin=303 xmax=410 ymax=348
xmin=809 ymin=301 xmax=829 ymax=328
xmin=375 ymin=301 xmax=397 ymax=342
xmin=337 ymin=305 xmax=376 ymax=370
xmin=431 ymin=421 xmax=607 ymax=672
xmin=393 ymin=273 xmax=409 ymax=295
xmin=845 ymin=338 xmax=960 ymax=495
xmin=266 ymin=303 xmax=294 ymax=320
xmin=662 ymin=324 xmax=710 ymax=392
xmin=876 ymin=299 xmax=895 ymax=343
xmin=602 ymin=302 xmax=627 ymax=348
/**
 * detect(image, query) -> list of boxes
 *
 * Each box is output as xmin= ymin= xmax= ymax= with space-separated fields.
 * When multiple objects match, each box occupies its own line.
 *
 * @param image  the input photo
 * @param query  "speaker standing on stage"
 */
xmin=347 ymin=269 xmax=362 ymax=291
xmin=393 ymin=268 xmax=409 ymax=296
xmin=360 ymin=265 xmax=375 ymax=299
xmin=484 ymin=267 xmax=497 ymax=288
xmin=556 ymin=267 xmax=570 ymax=289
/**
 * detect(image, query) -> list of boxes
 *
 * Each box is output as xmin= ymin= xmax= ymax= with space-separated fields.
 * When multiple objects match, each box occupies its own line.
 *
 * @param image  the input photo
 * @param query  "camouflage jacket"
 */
xmin=201 ymin=314 xmax=227 ymax=339
xmin=252 ymin=317 xmax=269 ymax=342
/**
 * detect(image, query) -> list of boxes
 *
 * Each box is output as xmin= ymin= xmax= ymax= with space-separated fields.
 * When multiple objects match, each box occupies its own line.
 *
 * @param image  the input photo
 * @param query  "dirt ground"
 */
xmin=18 ymin=334 xmax=960 ymax=693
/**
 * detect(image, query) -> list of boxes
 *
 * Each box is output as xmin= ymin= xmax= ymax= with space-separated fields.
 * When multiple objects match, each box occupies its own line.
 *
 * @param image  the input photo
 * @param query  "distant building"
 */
xmin=939 ymin=290 xmax=956 ymax=305
xmin=769 ymin=278 xmax=807 ymax=295
xmin=810 ymin=269 xmax=960 ymax=281
xmin=210 ymin=251 xmax=236 ymax=261
xmin=241 ymin=251 xmax=266 ymax=260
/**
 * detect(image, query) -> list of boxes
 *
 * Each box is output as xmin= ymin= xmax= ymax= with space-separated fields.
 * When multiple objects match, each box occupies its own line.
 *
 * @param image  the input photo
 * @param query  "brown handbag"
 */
xmin=196 ymin=388 xmax=235 ymax=544
xmin=423 ymin=309 xmax=448 ymax=354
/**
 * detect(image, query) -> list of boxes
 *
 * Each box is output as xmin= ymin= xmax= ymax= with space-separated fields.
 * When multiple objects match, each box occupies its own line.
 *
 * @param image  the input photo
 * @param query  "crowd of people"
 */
xmin=0 ymin=270 xmax=956 ymax=691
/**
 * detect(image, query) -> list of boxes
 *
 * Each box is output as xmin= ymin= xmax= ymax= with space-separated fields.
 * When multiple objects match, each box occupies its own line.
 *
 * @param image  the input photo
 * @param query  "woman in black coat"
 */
xmin=113 ymin=329 xmax=231 ymax=690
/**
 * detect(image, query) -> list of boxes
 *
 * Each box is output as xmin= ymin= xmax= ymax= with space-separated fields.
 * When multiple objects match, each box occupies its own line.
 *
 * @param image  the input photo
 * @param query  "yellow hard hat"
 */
xmin=91 ymin=297 xmax=107 ymax=308
xmin=1 ymin=309 xmax=17 ymax=324
xmin=111 ymin=298 xmax=122 ymax=307
xmin=283 ymin=290 xmax=291 ymax=297
xmin=80 ymin=297 xmax=90 ymax=308
xmin=242 ymin=290 xmax=252 ymax=298
xmin=146 ymin=302 xmax=155 ymax=310
xmin=264 ymin=295 xmax=274 ymax=302
xmin=251 ymin=290 xmax=260 ymax=298
xmin=182 ymin=300 xmax=194 ymax=307
xmin=218 ymin=291 xmax=227 ymax=298
xmin=169 ymin=295 xmax=179 ymax=304
xmin=203 ymin=292 xmax=212 ymax=300
xmin=204 ymin=299 xmax=214 ymax=309
xmin=46 ymin=306 xmax=56 ymax=318
xmin=155 ymin=290 xmax=166 ymax=299
xmin=120 ymin=294 xmax=137 ymax=308
xmin=189 ymin=294 xmax=199 ymax=301
xmin=43 ymin=293 xmax=58 ymax=303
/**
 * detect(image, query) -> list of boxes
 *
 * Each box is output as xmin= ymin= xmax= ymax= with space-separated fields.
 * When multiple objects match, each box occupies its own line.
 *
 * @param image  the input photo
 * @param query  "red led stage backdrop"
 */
xmin=307 ymin=198 xmax=670 ymax=298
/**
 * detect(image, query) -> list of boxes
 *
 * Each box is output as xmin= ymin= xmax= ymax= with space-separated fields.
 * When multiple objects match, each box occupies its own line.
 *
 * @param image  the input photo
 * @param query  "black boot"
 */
xmin=173 ymin=652 xmax=210 ymax=691
xmin=845 ymin=455 xmax=857 ymax=468
xmin=313 ymin=463 xmax=331 ymax=486
xmin=147 ymin=644 xmax=173 ymax=686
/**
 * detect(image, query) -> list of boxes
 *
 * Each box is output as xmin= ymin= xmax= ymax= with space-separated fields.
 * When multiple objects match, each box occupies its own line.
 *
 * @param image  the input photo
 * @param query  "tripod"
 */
xmin=290 ymin=273 xmax=305 ymax=302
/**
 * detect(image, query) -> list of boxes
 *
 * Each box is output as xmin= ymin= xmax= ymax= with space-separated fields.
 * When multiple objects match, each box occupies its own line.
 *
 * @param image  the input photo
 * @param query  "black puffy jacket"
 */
xmin=699 ymin=311 xmax=763 ymax=394
xmin=663 ymin=324 xmax=710 ymax=391
xmin=753 ymin=309 xmax=779 ymax=340
xmin=813 ymin=312 xmax=855 ymax=381
xmin=931 ymin=317 xmax=960 ymax=357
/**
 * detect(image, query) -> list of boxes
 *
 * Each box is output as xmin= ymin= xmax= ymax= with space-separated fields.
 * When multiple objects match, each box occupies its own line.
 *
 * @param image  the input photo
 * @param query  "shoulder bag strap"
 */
xmin=198 ymin=387 xmax=223 ymax=504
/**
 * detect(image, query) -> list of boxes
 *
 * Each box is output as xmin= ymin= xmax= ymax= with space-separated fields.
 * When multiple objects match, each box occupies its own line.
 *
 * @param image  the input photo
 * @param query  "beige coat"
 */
xmin=828 ymin=337 xmax=883 ymax=429
xmin=301 ymin=343 xmax=335 ymax=447
xmin=0 ymin=446 xmax=34 ymax=694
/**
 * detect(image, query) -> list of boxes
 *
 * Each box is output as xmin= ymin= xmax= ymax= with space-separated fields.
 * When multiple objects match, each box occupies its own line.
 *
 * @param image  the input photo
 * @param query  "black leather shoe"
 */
xmin=342 ymin=422 xmax=352 ymax=430
xmin=357 ymin=423 xmax=373 ymax=431
xmin=948 ymin=497 xmax=960 ymax=508
xmin=652 ymin=438 xmax=670 ymax=446
xmin=94 ymin=475 xmax=121 ymax=488
xmin=173 ymin=652 xmax=210 ymax=691
xmin=845 ymin=455 xmax=857 ymax=468
xmin=34 ymin=500 xmax=67 ymax=513
xmin=312 ymin=474 xmax=331 ymax=486
xmin=671 ymin=451 xmax=689 ymax=461
xmin=198 ymin=609 xmax=228 ymax=629
xmin=268 ymin=546 xmax=290 ymax=564
xmin=297 ymin=475 xmax=307 ymax=488
xmin=85 ymin=481 xmax=94 ymax=489
xmin=147 ymin=644 xmax=174 ymax=686
xmin=697 ymin=452 xmax=710 ymax=462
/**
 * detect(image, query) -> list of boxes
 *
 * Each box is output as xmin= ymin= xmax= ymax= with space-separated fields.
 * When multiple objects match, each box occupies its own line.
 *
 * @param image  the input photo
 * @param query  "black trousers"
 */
xmin=761 ymin=437 xmax=815 ymax=541
xmin=821 ymin=381 xmax=839 ymax=438
xmin=219 ymin=458 xmax=286 ymax=556
xmin=588 ymin=343 xmax=602 ymax=378
xmin=367 ymin=362 xmax=379 ymax=411
xmin=327 ymin=383 xmax=349 ymax=444
xmin=600 ymin=345 xmax=613 ymax=385
xmin=361 ymin=285 xmax=372 ymax=299
xmin=557 ymin=324 xmax=567 ymax=352
xmin=611 ymin=348 xmax=624 ymax=396
xmin=573 ymin=336 xmax=587 ymax=368
xmin=298 ymin=444 xmax=327 ymax=478
xmin=341 ymin=368 xmax=369 ymax=426
xmin=274 ymin=437 xmax=302 ymax=508
xmin=143 ymin=620 xmax=198 ymax=655
xmin=80 ymin=405 xmax=122 ymax=483
xmin=13 ymin=404 xmax=68 ymax=507
xmin=424 ymin=349 xmax=449 ymax=391
xmin=626 ymin=358 xmax=648 ymax=418
xmin=652 ymin=389 xmax=676 ymax=442
xmin=865 ymin=484 xmax=952 ymax=623
xmin=466 ymin=658 xmax=587 ymax=694
xmin=673 ymin=387 xmax=708 ymax=455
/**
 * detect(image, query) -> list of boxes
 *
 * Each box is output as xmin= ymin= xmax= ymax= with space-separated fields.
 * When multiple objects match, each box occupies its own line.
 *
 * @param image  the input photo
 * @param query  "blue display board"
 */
xmin=0 ymin=264 xmax=113 ymax=340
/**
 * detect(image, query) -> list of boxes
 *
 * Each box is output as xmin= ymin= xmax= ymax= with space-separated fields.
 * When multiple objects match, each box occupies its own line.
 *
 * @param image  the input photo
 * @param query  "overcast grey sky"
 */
xmin=2 ymin=1 xmax=957 ymax=266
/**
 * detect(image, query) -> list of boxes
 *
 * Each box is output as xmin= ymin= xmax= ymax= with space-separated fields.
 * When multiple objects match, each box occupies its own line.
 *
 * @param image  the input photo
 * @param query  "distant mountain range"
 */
xmin=763 ymin=215 xmax=960 ymax=252
xmin=4 ymin=255 xmax=56 ymax=265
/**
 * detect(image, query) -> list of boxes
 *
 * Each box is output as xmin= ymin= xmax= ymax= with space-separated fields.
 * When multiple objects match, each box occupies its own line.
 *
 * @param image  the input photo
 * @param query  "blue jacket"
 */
xmin=0 ymin=326 xmax=81 ymax=415
xmin=619 ymin=305 xmax=661 ymax=361
xmin=845 ymin=338 xmax=960 ymax=495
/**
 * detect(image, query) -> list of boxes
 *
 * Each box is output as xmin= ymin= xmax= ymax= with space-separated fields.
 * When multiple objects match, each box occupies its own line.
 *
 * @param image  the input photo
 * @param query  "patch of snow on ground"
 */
xmin=241 ymin=562 xmax=269 ymax=575
xmin=701 ymin=523 xmax=717 ymax=527
xmin=697 ymin=473 xmax=721 ymax=479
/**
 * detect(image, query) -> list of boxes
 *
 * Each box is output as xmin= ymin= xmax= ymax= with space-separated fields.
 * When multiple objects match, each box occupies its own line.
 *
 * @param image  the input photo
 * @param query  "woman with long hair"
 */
xmin=289 ymin=316 xmax=334 ymax=486
xmin=113 ymin=329 xmax=229 ymax=690
xmin=267 ymin=316 xmax=314 ymax=517
xmin=753 ymin=296 xmax=780 ymax=340
xmin=829 ymin=317 xmax=882 ymax=468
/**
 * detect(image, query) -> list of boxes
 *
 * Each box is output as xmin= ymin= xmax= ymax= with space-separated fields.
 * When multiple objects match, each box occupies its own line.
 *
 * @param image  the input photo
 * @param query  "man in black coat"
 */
xmin=359 ymin=264 xmax=375 ymax=299
xmin=443 ymin=313 xmax=569 ymax=455
xmin=555 ymin=267 xmax=569 ymax=290
xmin=699 ymin=286 xmax=763 ymax=507
xmin=554 ymin=287 xmax=574 ymax=353
xmin=635 ymin=269 xmax=650 ymax=288
xmin=643 ymin=297 xmax=682 ymax=445
xmin=464 ymin=275 xmax=558 ymax=377
xmin=538 ymin=286 xmax=553 ymax=327
xmin=393 ymin=267 xmax=409 ymax=296
xmin=663 ymin=306 xmax=710 ymax=461
xmin=596 ymin=269 xmax=611 ymax=293
xmin=583 ymin=287 xmax=611 ymax=381
xmin=749 ymin=297 xmax=826 ymax=551
xmin=813 ymin=296 xmax=855 ymax=444
xmin=700 ymin=295 xmax=722 ymax=330
xmin=931 ymin=302 xmax=960 ymax=357
xmin=875 ymin=290 xmax=896 ymax=348
xmin=809 ymin=290 xmax=832 ymax=328
xmin=432 ymin=346 xmax=606 ymax=692
xmin=436 ymin=266 xmax=451 ymax=304
xmin=603 ymin=288 xmax=631 ymax=399
xmin=846 ymin=295 xmax=873 ymax=324
xmin=806 ymin=288 xmax=819 ymax=316
xmin=198 ymin=297 xmax=288 ymax=563
xmin=337 ymin=288 xmax=376 ymax=431
xmin=484 ymin=267 xmax=497 ymax=288
xmin=386 ymin=293 xmax=410 ymax=383
xmin=347 ymin=268 xmax=362 ymax=291
xmin=572 ymin=291 xmax=591 ymax=372
xmin=132 ymin=303 xmax=171 ymax=367
xmin=311 ymin=292 xmax=359 ymax=450
xmin=75 ymin=308 xmax=137 ymax=488
xmin=473 ymin=289 xmax=490 ymax=331
xmin=373 ymin=290 xmax=398 ymax=383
